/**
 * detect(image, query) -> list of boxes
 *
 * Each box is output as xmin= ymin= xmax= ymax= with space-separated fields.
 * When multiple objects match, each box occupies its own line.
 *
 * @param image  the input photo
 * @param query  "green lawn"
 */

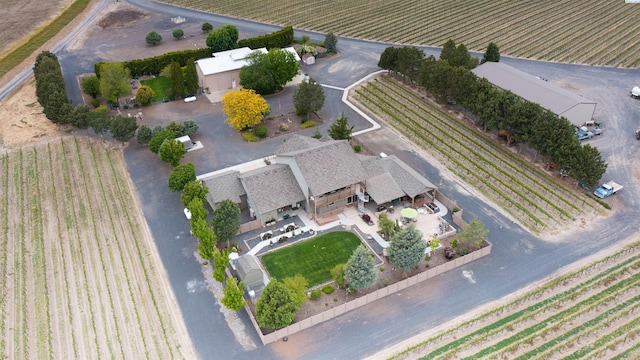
xmin=140 ymin=76 xmax=172 ymax=102
xmin=261 ymin=231 xmax=362 ymax=287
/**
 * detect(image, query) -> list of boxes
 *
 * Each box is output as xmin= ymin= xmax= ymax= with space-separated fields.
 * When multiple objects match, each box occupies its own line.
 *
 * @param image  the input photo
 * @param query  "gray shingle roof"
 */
xmin=201 ymin=170 xmax=246 ymax=206
xmin=472 ymin=62 xmax=596 ymax=115
xmin=236 ymin=255 xmax=264 ymax=289
xmin=279 ymin=140 xmax=368 ymax=195
xmin=365 ymin=173 xmax=405 ymax=204
xmin=239 ymin=164 xmax=306 ymax=215
xmin=377 ymin=155 xmax=435 ymax=199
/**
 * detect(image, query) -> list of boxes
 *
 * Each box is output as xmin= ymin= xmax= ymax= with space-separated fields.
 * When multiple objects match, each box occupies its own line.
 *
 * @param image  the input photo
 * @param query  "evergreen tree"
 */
xmin=256 ymin=280 xmax=298 ymax=329
xmin=149 ymin=129 xmax=175 ymax=154
xmin=201 ymin=22 xmax=213 ymax=32
xmin=184 ymin=58 xmax=199 ymax=96
xmin=145 ymin=31 xmax=163 ymax=45
xmin=66 ymin=105 xmax=91 ymax=129
xmin=344 ymin=245 xmax=376 ymax=290
xmin=109 ymin=115 xmax=138 ymax=143
xmin=324 ymin=31 xmax=338 ymax=53
xmin=293 ymin=78 xmax=325 ymax=116
xmin=136 ymin=124 xmax=153 ymax=146
xmin=328 ymin=112 xmax=354 ymax=141
xmin=481 ymin=42 xmax=501 ymax=64
xmin=81 ymin=76 xmax=101 ymax=98
xmin=211 ymin=199 xmax=241 ymax=248
xmin=169 ymin=61 xmax=184 ymax=99
xmin=172 ymin=29 xmax=184 ymax=39
xmin=439 ymin=39 xmax=457 ymax=62
xmin=378 ymin=47 xmax=400 ymax=73
xmin=388 ymin=225 xmax=426 ymax=272
xmin=182 ymin=119 xmax=199 ymax=135
xmin=221 ymin=277 xmax=247 ymax=311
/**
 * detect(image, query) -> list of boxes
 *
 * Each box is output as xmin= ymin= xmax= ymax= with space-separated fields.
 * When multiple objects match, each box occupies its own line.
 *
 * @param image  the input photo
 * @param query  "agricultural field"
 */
xmin=162 ymin=0 xmax=640 ymax=68
xmin=261 ymin=231 xmax=361 ymax=287
xmin=0 ymin=137 xmax=196 ymax=359
xmin=351 ymin=75 xmax=600 ymax=234
xmin=390 ymin=240 xmax=640 ymax=359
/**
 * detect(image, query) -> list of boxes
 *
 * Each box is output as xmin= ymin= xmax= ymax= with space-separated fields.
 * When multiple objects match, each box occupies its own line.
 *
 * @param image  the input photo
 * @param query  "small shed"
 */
xmin=176 ymin=135 xmax=194 ymax=150
xmin=236 ymin=255 xmax=265 ymax=292
xmin=302 ymin=53 xmax=315 ymax=65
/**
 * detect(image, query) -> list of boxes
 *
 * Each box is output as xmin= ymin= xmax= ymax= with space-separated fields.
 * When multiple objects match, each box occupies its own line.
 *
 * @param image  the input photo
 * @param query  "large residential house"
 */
xmin=200 ymin=136 xmax=436 ymax=227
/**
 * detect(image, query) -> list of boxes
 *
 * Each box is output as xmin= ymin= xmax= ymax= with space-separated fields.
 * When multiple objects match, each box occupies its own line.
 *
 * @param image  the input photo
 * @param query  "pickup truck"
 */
xmin=593 ymin=181 xmax=623 ymax=199
xmin=575 ymin=129 xmax=594 ymax=140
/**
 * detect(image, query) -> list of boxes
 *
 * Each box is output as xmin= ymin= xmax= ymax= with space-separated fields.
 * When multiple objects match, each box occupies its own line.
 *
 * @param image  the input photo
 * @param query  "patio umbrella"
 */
xmin=400 ymin=208 xmax=418 ymax=219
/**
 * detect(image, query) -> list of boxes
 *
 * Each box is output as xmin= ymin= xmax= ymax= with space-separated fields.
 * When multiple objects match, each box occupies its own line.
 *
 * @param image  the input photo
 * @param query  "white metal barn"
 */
xmin=195 ymin=46 xmax=300 ymax=95
xmin=472 ymin=62 xmax=596 ymax=126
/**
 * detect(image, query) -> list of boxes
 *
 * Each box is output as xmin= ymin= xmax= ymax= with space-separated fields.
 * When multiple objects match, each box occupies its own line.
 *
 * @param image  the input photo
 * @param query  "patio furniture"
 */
xmin=400 ymin=207 xmax=418 ymax=220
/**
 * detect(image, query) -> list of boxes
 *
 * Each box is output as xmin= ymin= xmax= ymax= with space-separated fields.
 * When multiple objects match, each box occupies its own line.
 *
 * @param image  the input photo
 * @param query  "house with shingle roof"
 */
xmin=199 ymin=135 xmax=436 ymax=227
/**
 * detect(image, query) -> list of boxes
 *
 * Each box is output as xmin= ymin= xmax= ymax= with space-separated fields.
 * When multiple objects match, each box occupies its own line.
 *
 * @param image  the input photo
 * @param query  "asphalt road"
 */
xmin=3 ymin=0 xmax=640 ymax=358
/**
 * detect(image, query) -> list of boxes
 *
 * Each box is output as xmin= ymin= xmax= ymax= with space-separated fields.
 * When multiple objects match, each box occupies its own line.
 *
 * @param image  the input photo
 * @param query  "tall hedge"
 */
xmin=95 ymin=47 xmax=212 ymax=78
xmin=238 ymin=26 xmax=294 ymax=50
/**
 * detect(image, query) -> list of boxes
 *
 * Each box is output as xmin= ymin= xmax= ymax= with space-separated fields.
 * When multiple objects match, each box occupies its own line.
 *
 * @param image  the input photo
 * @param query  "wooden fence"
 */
xmin=435 ymin=191 xmax=468 ymax=228
xmin=247 ymin=241 xmax=492 ymax=344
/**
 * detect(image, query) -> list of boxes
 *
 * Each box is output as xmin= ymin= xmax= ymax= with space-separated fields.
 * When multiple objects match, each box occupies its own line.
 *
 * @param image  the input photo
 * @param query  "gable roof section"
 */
xmin=201 ymin=170 xmax=246 ymax=205
xmin=472 ymin=62 xmax=596 ymax=115
xmin=236 ymin=255 xmax=263 ymax=287
xmin=278 ymin=140 xmax=368 ymax=195
xmin=195 ymin=46 xmax=300 ymax=76
xmin=365 ymin=172 xmax=406 ymax=204
xmin=239 ymin=164 xmax=306 ymax=214
xmin=195 ymin=47 xmax=268 ymax=76
xmin=377 ymin=155 xmax=435 ymax=199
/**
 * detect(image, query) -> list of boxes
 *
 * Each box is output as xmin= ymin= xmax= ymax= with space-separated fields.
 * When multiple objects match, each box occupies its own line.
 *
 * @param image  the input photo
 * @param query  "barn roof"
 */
xmin=472 ymin=62 xmax=596 ymax=115
xmin=195 ymin=46 xmax=300 ymax=76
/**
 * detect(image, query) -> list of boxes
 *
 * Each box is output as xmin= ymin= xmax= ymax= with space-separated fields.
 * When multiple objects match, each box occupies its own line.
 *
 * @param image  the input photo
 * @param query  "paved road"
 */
xmin=3 ymin=0 xmax=640 ymax=358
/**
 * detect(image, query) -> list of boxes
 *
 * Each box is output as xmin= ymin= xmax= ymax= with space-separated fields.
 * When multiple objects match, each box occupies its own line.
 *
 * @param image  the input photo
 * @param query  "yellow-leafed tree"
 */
xmin=222 ymin=88 xmax=270 ymax=131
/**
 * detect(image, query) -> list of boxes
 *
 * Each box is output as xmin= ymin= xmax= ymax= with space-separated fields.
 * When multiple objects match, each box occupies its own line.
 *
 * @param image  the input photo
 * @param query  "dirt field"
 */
xmin=0 ymin=0 xmax=73 ymax=56
xmin=0 ymin=136 xmax=196 ymax=359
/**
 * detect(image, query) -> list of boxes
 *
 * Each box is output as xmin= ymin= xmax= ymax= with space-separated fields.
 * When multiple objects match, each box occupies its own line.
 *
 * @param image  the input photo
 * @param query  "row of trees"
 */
xmin=378 ymin=42 xmax=606 ymax=186
xmin=34 ymin=52 xmax=139 ymax=142
xmin=162 ymin=59 xmax=200 ymax=99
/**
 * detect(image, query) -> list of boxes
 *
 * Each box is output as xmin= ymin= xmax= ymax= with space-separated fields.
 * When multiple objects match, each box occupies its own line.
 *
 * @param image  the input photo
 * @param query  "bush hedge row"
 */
xmin=238 ymin=26 xmax=294 ymax=50
xmin=95 ymin=48 xmax=212 ymax=78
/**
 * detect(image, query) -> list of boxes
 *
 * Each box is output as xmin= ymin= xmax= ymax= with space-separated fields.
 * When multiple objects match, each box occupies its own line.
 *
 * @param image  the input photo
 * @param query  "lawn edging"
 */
xmin=246 ymin=241 xmax=492 ymax=344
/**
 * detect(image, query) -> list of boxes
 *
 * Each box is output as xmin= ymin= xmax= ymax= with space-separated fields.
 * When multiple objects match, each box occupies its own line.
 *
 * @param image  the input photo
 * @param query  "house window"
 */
xmin=347 ymin=195 xmax=356 ymax=204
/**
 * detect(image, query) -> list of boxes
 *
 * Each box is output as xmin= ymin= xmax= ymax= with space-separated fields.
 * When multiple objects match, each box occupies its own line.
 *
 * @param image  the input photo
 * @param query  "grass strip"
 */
xmin=0 ymin=0 xmax=91 ymax=77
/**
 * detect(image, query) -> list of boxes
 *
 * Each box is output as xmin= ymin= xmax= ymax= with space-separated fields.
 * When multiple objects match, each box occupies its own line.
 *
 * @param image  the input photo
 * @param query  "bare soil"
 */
xmin=0 ymin=0 xmax=73 ymax=56
xmin=257 ymin=111 xmax=324 ymax=139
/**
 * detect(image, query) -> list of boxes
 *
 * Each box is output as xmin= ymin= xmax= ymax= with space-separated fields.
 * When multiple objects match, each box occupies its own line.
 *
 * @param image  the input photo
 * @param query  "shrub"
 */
xmin=91 ymin=98 xmax=100 ymax=108
xmin=456 ymin=248 xmax=470 ymax=256
xmin=279 ymin=123 xmax=290 ymax=132
xmin=322 ymin=285 xmax=334 ymax=294
xmin=310 ymin=289 xmax=322 ymax=300
xmin=451 ymin=239 xmax=459 ymax=248
xmin=172 ymin=29 xmax=184 ymax=39
xmin=242 ymin=132 xmax=259 ymax=142
xmin=312 ymin=128 xmax=322 ymax=139
xmin=452 ymin=207 xmax=460 ymax=213
xmin=166 ymin=121 xmax=185 ymax=136
xmin=353 ymin=145 xmax=361 ymax=152
xmin=202 ymin=22 xmax=213 ymax=32
xmin=238 ymin=26 xmax=294 ymax=49
xmin=254 ymin=125 xmax=268 ymax=138
xmin=300 ymin=120 xmax=316 ymax=129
